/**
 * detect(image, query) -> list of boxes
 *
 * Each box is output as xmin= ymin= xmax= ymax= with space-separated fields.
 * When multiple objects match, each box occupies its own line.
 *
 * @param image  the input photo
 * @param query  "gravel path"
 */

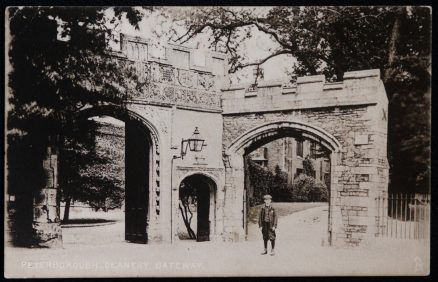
xmin=5 ymin=205 xmax=429 ymax=277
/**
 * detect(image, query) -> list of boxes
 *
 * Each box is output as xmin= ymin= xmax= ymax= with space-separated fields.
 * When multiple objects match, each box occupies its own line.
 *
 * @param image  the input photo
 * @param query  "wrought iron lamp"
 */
xmin=179 ymin=127 xmax=207 ymax=159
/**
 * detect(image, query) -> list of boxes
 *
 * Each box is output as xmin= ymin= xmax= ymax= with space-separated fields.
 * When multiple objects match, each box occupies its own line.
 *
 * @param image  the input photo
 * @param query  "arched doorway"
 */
xmin=73 ymin=106 xmax=160 ymax=244
xmin=177 ymin=174 xmax=217 ymax=242
xmin=225 ymin=120 xmax=341 ymax=243
xmin=124 ymin=118 xmax=151 ymax=243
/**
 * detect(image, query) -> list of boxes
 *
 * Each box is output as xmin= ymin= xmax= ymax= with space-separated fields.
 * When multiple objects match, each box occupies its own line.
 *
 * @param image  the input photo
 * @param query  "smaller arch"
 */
xmin=177 ymin=173 xmax=218 ymax=242
xmin=176 ymin=171 xmax=219 ymax=191
xmin=227 ymin=120 xmax=342 ymax=155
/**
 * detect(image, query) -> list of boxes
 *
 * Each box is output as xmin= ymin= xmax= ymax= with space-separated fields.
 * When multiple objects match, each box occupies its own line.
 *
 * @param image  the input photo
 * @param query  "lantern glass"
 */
xmin=194 ymin=139 xmax=204 ymax=151
xmin=181 ymin=140 xmax=189 ymax=155
xmin=188 ymin=139 xmax=196 ymax=151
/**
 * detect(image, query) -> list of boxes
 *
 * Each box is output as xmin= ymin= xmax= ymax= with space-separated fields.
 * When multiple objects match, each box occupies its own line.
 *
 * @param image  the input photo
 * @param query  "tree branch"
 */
xmin=232 ymin=50 xmax=292 ymax=72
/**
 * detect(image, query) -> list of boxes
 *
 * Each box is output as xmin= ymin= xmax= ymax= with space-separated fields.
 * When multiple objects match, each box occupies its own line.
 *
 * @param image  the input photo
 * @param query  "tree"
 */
xmin=7 ymin=7 xmax=150 ymax=225
xmin=175 ymin=6 xmax=431 ymax=194
xmin=59 ymin=120 xmax=125 ymax=221
xmin=292 ymin=174 xmax=328 ymax=202
xmin=179 ymin=182 xmax=197 ymax=239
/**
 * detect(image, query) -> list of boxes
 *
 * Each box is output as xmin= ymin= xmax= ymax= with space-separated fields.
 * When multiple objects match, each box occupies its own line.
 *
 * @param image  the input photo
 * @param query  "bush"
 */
xmin=292 ymin=174 xmax=328 ymax=202
xmin=246 ymin=159 xmax=293 ymax=205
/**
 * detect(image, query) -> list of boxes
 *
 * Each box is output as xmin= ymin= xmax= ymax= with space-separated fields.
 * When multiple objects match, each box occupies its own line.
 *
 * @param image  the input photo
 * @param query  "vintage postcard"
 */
xmin=4 ymin=6 xmax=431 ymax=277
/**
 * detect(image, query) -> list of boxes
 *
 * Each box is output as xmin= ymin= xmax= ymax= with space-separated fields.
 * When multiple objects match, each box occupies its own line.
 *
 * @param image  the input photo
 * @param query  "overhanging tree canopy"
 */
xmin=174 ymin=6 xmax=431 ymax=193
xmin=6 ymin=7 xmax=151 ymax=218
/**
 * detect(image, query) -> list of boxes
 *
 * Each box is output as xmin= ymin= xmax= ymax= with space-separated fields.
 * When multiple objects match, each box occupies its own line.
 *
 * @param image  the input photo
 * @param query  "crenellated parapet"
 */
xmin=221 ymin=69 xmax=387 ymax=114
xmin=110 ymin=34 xmax=228 ymax=112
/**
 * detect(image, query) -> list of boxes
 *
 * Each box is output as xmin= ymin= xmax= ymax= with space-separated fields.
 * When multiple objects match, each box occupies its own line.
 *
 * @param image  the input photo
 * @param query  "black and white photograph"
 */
xmin=4 ymin=6 xmax=431 ymax=277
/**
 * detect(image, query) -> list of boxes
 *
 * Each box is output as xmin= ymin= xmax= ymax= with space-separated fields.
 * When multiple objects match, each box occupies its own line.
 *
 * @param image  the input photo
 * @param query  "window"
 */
xmin=295 ymin=168 xmax=304 ymax=178
xmin=320 ymin=161 xmax=323 ymax=181
xmin=310 ymin=142 xmax=317 ymax=158
xmin=286 ymin=139 xmax=293 ymax=158
xmin=249 ymin=147 xmax=268 ymax=168
xmin=324 ymin=173 xmax=330 ymax=187
xmin=296 ymin=140 xmax=303 ymax=157
xmin=324 ymin=159 xmax=331 ymax=173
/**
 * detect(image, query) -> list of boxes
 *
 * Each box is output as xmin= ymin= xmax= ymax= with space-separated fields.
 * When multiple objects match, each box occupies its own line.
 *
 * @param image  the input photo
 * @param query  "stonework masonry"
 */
xmin=20 ymin=34 xmax=388 ymax=248
xmin=221 ymin=69 xmax=388 ymax=246
xmin=32 ymin=146 xmax=62 ymax=248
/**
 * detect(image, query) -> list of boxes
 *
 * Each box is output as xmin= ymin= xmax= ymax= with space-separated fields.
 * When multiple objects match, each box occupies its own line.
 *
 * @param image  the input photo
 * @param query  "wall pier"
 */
xmin=31 ymin=145 xmax=62 ymax=248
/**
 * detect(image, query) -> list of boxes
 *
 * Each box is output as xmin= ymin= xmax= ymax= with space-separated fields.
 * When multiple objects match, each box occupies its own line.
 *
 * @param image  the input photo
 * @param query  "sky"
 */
xmin=108 ymin=7 xmax=297 ymax=84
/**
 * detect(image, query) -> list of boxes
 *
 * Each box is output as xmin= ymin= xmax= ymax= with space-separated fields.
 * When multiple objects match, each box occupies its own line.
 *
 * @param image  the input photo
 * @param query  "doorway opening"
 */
xmin=177 ymin=174 xmax=217 ymax=242
xmin=60 ymin=114 xmax=152 ymax=245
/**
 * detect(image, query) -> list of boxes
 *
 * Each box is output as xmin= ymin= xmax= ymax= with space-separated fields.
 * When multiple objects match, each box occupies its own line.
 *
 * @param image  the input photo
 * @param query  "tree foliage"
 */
xmin=176 ymin=6 xmax=431 ymax=193
xmin=59 ymin=120 xmax=125 ymax=218
xmin=247 ymin=157 xmax=328 ymax=203
xmin=292 ymin=174 xmax=328 ymax=202
xmin=7 ymin=7 xmax=149 ymax=216
xmin=7 ymin=7 xmax=147 ymax=139
xmin=246 ymin=158 xmax=292 ymax=205
xmin=293 ymin=155 xmax=328 ymax=202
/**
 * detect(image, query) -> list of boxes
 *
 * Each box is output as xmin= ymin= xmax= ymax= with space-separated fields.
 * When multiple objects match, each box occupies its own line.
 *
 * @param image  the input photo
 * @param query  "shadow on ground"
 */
xmin=61 ymin=219 xmax=118 ymax=228
xmin=248 ymin=202 xmax=327 ymax=224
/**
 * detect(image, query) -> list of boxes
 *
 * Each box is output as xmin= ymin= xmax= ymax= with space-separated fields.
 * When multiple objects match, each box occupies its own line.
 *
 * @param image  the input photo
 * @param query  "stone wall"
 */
xmin=221 ymin=69 xmax=389 ymax=246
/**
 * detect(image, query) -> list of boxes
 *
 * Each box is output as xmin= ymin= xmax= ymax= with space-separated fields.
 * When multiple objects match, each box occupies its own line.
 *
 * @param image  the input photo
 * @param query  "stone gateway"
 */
xmin=8 ymin=34 xmax=389 ymax=248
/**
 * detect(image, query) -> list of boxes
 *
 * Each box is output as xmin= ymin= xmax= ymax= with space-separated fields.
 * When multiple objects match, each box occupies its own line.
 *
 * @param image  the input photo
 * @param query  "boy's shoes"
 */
xmin=261 ymin=249 xmax=268 ymax=255
xmin=270 ymin=249 xmax=275 ymax=256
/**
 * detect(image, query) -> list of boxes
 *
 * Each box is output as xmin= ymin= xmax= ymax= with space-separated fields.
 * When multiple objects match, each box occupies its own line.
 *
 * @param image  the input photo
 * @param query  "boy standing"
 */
xmin=258 ymin=194 xmax=278 ymax=256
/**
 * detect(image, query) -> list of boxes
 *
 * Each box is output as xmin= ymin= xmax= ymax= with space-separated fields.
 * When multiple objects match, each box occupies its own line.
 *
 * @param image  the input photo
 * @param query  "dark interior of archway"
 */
xmin=179 ymin=174 xmax=215 ymax=242
xmin=125 ymin=119 xmax=151 ymax=243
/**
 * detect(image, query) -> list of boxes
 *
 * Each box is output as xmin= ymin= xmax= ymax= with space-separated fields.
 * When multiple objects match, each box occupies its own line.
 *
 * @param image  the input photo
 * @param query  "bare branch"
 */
xmin=232 ymin=50 xmax=292 ymax=72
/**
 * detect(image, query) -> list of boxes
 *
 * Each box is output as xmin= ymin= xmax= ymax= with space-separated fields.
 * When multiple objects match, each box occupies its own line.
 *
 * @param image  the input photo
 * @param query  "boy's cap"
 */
xmin=263 ymin=195 xmax=272 ymax=200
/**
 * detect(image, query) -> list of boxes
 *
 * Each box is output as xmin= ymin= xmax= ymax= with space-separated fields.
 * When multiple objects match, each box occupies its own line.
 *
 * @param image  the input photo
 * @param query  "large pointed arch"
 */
xmin=223 ymin=119 xmax=342 ymax=244
xmin=226 ymin=120 xmax=342 ymax=155
xmin=78 ymin=104 xmax=161 ymax=244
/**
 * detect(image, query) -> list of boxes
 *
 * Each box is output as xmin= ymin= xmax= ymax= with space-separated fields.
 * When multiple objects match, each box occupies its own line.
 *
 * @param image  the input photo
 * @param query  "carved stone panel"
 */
xmin=125 ymin=61 xmax=221 ymax=110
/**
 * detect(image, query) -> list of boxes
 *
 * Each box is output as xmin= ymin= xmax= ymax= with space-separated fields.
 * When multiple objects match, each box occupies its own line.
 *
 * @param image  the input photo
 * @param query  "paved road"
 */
xmin=5 ymin=205 xmax=429 ymax=277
